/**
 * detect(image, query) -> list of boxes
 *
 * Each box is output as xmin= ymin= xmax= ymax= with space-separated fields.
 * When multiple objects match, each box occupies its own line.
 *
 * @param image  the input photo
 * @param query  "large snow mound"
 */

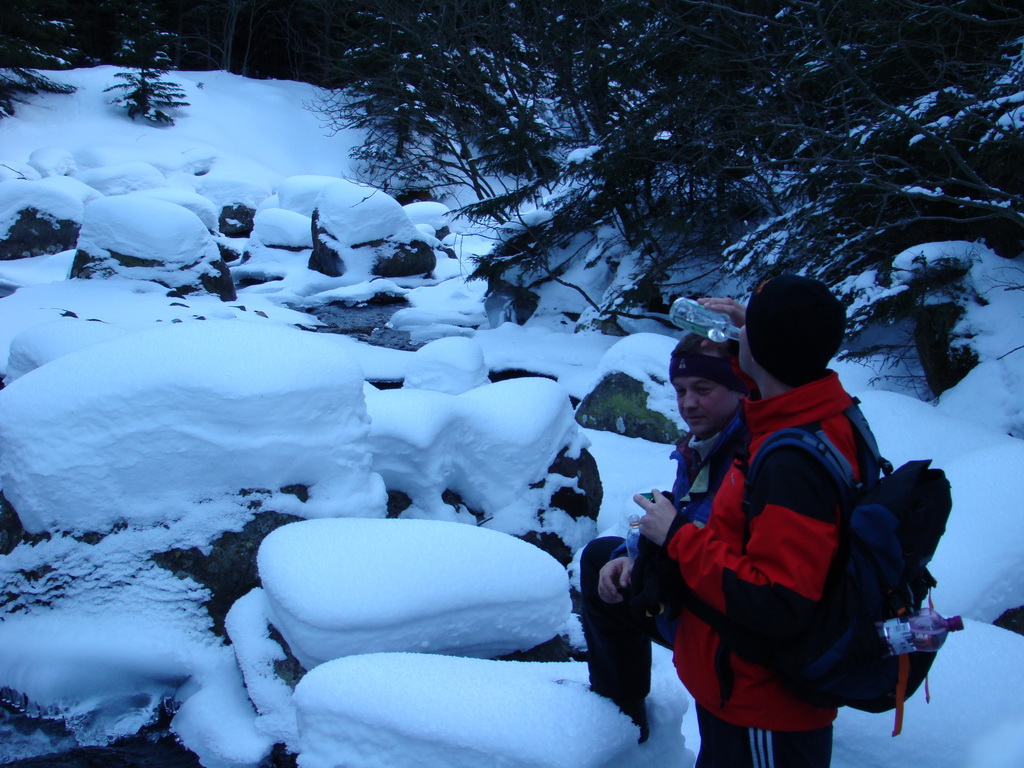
xmin=364 ymin=377 xmax=587 ymax=536
xmin=0 ymin=320 xmax=385 ymax=533
xmin=4 ymin=316 xmax=132 ymax=383
xmin=75 ymin=195 xmax=219 ymax=270
xmin=258 ymin=518 xmax=571 ymax=669
xmin=293 ymin=653 xmax=637 ymax=768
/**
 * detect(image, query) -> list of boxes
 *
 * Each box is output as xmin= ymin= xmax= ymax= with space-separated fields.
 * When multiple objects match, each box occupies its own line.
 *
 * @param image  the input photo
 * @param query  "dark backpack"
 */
xmin=707 ymin=400 xmax=953 ymax=735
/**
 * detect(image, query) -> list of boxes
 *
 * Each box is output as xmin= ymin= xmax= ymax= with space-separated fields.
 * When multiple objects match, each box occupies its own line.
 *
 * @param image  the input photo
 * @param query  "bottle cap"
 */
xmin=947 ymin=615 xmax=965 ymax=632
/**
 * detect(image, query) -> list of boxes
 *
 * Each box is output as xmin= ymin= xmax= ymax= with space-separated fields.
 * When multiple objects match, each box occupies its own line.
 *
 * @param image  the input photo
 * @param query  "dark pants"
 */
xmin=579 ymin=536 xmax=671 ymax=705
xmin=695 ymin=704 xmax=833 ymax=768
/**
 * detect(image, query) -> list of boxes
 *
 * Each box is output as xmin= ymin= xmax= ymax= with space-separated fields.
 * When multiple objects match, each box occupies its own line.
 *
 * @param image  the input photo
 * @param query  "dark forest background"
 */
xmin=3 ymin=0 xmax=1024 ymax=397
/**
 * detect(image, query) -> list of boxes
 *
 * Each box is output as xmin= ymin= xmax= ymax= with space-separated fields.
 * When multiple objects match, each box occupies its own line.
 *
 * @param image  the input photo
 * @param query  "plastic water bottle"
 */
xmin=668 ymin=298 xmax=740 ymax=342
xmin=625 ymin=514 xmax=642 ymax=561
xmin=877 ymin=608 xmax=964 ymax=656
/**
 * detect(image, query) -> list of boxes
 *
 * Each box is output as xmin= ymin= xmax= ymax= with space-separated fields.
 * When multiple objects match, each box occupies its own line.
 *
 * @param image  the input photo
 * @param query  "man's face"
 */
xmin=673 ymin=375 xmax=743 ymax=440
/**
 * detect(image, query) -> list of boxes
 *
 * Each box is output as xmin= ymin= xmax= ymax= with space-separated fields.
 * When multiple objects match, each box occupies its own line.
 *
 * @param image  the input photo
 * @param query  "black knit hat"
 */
xmin=745 ymin=274 xmax=846 ymax=388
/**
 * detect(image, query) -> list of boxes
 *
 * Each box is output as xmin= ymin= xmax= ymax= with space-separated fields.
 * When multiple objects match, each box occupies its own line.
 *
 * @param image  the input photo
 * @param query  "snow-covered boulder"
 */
xmin=236 ymin=208 xmax=315 ymax=282
xmin=36 ymin=175 xmax=104 ymax=206
xmin=309 ymin=180 xmax=436 ymax=280
xmin=75 ymin=161 xmax=168 ymax=196
xmin=403 ymin=200 xmax=451 ymax=238
xmin=250 ymin=208 xmax=313 ymax=252
xmin=4 ymin=316 xmax=132 ymax=383
xmin=0 ymin=162 xmax=41 ymax=183
xmin=403 ymin=336 xmax=488 ymax=395
xmin=292 ymin=652 xmax=689 ymax=768
xmin=277 ymin=175 xmax=344 ymax=218
xmin=128 ymin=188 xmax=220 ymax=232
xmin=0 ymin=180 xmax=85 ymax=260
xmin=257 ymin=518 xmax=572 ymax=669
xmin=0 ymin=320 xmax=387 ymax=535
xmin=69 ymin=195 xmax=236 ymax=301
xmin=365 ymin=378 xmax=601 ymax=562
xmin=0 ymin=610 xmax=273 ymax=768
xmin=28 ymin=147 xmax=77 ymax=178
xmin=575 ymin=334 xmax=682 ymax=443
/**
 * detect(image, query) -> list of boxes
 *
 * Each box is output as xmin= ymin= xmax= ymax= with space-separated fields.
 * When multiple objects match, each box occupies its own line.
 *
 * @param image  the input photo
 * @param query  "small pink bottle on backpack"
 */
xmin=877 ymin=607 xmax=964 ymax=656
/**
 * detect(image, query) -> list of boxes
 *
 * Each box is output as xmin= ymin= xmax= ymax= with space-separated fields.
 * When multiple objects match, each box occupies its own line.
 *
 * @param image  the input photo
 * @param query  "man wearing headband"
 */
xmin=579 ymin=330 xmax=749 ymax=743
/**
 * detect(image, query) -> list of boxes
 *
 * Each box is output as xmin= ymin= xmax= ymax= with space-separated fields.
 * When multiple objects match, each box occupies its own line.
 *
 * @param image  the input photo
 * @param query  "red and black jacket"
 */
xmin=666 ymin=371 xmax=861 ymax=731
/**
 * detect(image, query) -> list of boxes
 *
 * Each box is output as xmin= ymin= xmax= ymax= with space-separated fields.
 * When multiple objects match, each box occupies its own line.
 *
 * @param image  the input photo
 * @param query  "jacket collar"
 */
xmin=743 ymin=370 xmax=852 ymax=440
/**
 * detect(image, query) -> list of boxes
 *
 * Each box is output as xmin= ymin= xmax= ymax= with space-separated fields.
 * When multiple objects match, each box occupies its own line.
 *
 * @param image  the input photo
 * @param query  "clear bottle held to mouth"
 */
xmin=668 ymin=298 xmax=740 ymax=342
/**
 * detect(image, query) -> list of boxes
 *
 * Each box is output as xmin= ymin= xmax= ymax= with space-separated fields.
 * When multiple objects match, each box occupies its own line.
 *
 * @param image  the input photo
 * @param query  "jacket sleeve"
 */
xmin=666 ymin=447 xmax=841 ymax=637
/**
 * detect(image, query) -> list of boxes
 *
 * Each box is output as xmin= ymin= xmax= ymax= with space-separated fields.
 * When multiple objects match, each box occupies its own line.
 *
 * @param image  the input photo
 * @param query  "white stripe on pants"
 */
xmin=749 ymin=728 xmax=775 ymax=768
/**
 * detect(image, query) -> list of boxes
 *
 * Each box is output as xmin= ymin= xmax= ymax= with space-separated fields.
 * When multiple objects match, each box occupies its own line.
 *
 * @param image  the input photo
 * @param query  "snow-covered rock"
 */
xmin=292 ymin=652 xmax=690 ymax=768
xmin=277 ymin=175 xmax=343 ymax=217
xmin=250 ymin=208 xmax=313 ymax=251
xmin=75 ymin=161 xmax=168 ymax=196
xmin=35 ymin=175 xmax=104 ymax=206
xmin=575 ymin=333 xmax=683 ymax=443
xmin=0 ymin=320 xmax=387 ymax=534
xmin=257 ymin=518 xmax=571 ymax=669
xmin=69 ymin=195 xmax=235 ymax=300
xmin=402 ymin=200 xmax=451 ymax=235
xmin=4 ymin=316 xmax=132 ymax=383
xmin=0 ymin=180 xmax=85 ymax=260
xmin=194 ymin=176 xmax=272 ymax=237
xmin=363 ymin=377 xmax=600 ymax=562
xmin=28 ymin=147 xmax=77 ymax=178
xmin=129 ymin=188 xmax=220 ymax=232
xmin=309 ymin=180 xmax=436 ymax=280
xmin=404 ymin=336 xmax=488 ymax=395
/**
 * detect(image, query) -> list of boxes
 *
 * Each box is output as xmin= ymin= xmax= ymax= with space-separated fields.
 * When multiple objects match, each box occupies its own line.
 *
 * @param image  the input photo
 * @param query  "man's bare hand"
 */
xmin=698 ymin=296 xmax=746 ymax=329
xmin=633 ymin=490 xmax=676 ymax=547
xmin=597 ymin=556 xmax=633 ymax=604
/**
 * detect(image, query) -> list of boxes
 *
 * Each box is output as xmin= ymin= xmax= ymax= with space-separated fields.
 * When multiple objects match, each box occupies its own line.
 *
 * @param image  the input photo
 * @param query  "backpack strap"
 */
xmin=744 ymin=398 xmax=888 ymax=502
xmin=893 ymin=654 xmax=910 ymax=736
xmin=843 ymin=398 xmax=891 ymax=481
xmin=745 ymin=426 xmax=857 ymax=507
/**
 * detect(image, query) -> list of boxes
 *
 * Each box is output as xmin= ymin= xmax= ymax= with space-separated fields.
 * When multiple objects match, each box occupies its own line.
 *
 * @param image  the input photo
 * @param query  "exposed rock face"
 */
xmin=548 ymin=447 xmax=603 ymax=521
xmin=70 ymin=247 xmax=237 ymax=301
xmin=0 ymin=493 xmax=24 ymax=556
xmin=483 ymin=282 xmax=540 ymax=327
xmin=152 ymin=508 xmax=303 ymax=636
xmin=914 ymin=302 xmax=979 ymax=397
xmin=0 ymin=180 xmax=86 ymax=260
xmin=995 ymin=605 xmax=1024 ymax=638
xmin=575 ymin=371 xmax=680 ymax=444
xmin=0 ymin=207 xmax=80 ymax=260
xmin=218 ymin=203 xmax=257 ymax=237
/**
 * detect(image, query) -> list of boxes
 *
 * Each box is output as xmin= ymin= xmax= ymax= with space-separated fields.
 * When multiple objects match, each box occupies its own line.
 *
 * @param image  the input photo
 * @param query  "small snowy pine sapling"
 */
xmin=105 ymin=69 xmax=189 ymax=125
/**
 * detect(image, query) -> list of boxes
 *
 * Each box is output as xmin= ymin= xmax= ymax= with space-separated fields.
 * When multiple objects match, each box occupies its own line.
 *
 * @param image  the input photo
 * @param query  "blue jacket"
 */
xmin=670 ymin=409 xmax=749 ymax=526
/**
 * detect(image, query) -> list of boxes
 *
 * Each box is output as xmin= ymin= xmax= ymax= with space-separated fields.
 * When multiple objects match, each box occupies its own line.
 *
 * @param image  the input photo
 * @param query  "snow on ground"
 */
xmin=293 ymin=652 xmax=686 ymax=768
xmin=0 ymin=67 xmax=1023 ymax=768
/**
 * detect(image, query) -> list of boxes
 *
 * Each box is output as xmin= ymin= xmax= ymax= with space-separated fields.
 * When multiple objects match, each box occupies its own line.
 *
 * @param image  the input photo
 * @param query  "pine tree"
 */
xmin=0 ymin=0 xmax=76 ymax=119
xmin=103 ymin=0 xmax=189 ymax=125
